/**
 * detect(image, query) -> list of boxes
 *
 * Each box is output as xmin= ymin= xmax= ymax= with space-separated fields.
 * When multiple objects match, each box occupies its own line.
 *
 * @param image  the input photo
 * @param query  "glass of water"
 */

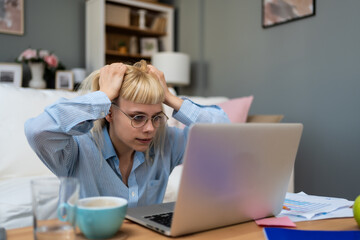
xmin=31 ymin=177 xmax=79 ymax=240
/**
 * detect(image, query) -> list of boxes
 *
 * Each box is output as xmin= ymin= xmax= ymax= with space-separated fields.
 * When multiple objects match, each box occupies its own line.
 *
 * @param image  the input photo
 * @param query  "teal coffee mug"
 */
xmin=76 ymin=196 xmax=128 ymax=239
xmin=57 ymin=202 xmax=76 ymax=225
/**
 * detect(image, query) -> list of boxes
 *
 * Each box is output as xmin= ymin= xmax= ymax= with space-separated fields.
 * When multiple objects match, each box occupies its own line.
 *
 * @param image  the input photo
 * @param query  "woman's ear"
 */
xmin=105 ymin=109 xmax=112 ymax=123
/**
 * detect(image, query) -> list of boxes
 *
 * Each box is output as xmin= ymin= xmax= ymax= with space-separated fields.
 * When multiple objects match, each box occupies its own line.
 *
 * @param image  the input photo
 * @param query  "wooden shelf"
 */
xmin=106 ymin=50 xmax=151 ymax=59
xmin=133 ymin=0 xmax=174 ymax=9
xmin=105 ymin=50 xmax=151 ymax=64
xmin=86 ymin=0 xmax=173 ymax=72
xmin=106 ymin=24 xmax=166 ymax=37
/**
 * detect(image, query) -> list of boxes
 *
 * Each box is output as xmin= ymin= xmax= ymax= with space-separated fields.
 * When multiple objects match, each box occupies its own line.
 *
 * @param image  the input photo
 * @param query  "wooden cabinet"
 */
xmin=86 ymin=0 xmax=174 ymax=73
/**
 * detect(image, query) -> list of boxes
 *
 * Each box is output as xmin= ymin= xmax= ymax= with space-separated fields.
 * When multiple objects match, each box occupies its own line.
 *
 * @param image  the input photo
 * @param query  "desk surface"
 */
xmin=7 ymin=218 xmax=359 ymax=240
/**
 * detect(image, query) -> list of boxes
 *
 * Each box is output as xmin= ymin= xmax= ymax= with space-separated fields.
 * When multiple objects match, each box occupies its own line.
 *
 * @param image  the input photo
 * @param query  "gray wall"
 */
xmin=176 ymin=0 xmax=360 ymax=200
xmin=0 ymin=0 xmax=85 ymax=69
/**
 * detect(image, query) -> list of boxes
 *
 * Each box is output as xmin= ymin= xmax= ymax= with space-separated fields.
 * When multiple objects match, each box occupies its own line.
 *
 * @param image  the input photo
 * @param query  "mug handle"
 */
xmin=57 ymin=203 xmax=69 ymax=222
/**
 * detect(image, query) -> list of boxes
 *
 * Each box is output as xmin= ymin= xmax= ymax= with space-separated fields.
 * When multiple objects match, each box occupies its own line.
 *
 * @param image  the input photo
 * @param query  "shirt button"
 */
xmin=132 ymin=192 xmax=135 ymax=197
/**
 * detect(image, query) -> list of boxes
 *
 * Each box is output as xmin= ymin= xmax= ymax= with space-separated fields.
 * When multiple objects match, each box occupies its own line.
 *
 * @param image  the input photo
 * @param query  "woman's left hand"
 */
xmin=147 ymin=65 xmax=183 ymax=111
xmin=147 ymin=65 xmax=169 ymax=95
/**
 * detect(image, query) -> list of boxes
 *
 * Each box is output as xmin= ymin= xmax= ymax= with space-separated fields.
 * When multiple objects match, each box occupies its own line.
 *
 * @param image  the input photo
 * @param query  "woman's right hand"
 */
xmin=99 ymin=63 xmax=127 ymax=101
xmin=148 ymin=64 xmax=183 ymax=111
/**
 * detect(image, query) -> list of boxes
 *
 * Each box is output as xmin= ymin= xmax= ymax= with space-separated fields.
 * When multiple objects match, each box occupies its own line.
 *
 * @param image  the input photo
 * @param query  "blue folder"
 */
xmin=264 ymin=227 xmax=360 ymax=240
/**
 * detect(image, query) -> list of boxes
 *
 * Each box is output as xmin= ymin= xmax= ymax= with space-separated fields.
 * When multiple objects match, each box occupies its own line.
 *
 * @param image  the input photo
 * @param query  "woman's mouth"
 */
xmin=136 ymin=138 xmax=152 ymax=144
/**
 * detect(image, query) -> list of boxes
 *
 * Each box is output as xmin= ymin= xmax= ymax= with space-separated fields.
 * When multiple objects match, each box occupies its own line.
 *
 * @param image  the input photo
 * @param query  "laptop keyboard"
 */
xmin=144 ymin=212 xmax=173 ymax=228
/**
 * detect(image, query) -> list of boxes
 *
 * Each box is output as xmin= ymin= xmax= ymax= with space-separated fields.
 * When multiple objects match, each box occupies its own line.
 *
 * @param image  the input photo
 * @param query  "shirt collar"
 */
xmin=101 ymin=126 xmax=148 ymax=168
xmin=133 ymin=151 xmax=145 ymax=170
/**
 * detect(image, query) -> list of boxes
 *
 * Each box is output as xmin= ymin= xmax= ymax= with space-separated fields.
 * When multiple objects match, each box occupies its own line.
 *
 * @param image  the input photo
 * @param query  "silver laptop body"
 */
xmin=126 ymin=123 xmax=303 ymax=236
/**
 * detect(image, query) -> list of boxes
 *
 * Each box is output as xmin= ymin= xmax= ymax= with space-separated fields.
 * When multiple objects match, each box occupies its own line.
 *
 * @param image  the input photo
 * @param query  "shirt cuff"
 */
xmin=79 ymin=91 xmax=111 ymax=118
xmin=172 ymin=98 xmax=201 ymax=126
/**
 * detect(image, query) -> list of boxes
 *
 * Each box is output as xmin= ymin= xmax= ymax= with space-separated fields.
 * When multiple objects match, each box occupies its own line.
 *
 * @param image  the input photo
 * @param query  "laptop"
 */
xmin=126 ymin=123 xmax=303 ymax=237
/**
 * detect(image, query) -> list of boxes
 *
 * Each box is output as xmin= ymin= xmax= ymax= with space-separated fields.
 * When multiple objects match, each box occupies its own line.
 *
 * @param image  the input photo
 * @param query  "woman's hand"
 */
xmin=148 ymin=65 xmax=183 ymax=111
xmin=99 ymin=63 xmax=127 ymax=101
xmin=147 ymin=65 xmax=169 ymax=95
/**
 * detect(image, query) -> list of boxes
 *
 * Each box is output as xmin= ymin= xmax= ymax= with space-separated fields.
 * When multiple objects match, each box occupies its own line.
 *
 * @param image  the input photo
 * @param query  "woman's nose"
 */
xmin=143 ymin=119 xmax=155 ymax=132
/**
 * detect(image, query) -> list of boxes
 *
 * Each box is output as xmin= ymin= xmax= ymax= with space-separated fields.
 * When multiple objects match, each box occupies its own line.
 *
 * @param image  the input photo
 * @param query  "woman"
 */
xmin=25 ymin=61 xmax=230 ymax=207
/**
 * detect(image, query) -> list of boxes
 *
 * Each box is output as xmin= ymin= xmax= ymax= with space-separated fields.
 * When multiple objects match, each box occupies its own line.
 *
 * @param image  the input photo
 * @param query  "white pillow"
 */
xmin=0 ymin=176 xmax=43 ymax=229
xmin=0 ymin=85 xmax=79 ymax=181
xmin=163 ymin=165 xmax=183 ymax=203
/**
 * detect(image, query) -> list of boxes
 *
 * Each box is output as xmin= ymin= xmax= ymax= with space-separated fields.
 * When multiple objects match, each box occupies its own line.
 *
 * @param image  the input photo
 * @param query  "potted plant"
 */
xmin=17 ymin=48 xmax=65 ymax=89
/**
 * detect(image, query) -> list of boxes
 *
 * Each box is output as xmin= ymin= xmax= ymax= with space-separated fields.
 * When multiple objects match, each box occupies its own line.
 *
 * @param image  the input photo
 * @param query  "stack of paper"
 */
xmin=278 ymin=192 xmax=354 ymax=222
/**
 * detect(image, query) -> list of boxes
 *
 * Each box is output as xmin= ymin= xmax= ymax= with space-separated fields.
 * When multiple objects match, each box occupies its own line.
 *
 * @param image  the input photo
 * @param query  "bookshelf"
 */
xmin=86 ymin=0 xmax=174 ymax=73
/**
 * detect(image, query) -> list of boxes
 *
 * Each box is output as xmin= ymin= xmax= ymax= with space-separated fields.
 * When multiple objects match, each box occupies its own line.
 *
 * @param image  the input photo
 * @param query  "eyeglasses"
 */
xmin=111 ymin=103 xmax=168 ymax=128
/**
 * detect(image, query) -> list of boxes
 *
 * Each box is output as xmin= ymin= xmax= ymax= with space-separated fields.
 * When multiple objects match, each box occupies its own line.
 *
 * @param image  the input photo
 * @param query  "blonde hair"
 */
xmin=79 ymin=60 xmax=166 ymax=161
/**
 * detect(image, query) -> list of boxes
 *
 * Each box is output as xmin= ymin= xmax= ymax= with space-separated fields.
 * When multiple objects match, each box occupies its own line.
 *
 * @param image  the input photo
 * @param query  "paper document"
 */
xmin=277 ymin=192 xmax=354 ymax=222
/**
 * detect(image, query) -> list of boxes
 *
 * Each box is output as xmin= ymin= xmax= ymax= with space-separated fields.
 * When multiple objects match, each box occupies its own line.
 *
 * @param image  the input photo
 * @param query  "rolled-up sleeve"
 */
xmin=24 ymin=91 xmax=111 ymax=176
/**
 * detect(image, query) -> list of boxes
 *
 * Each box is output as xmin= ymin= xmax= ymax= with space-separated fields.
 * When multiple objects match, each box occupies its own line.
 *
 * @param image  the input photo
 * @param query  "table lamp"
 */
xmin=151 ymin=52 xmax=190 ymax=87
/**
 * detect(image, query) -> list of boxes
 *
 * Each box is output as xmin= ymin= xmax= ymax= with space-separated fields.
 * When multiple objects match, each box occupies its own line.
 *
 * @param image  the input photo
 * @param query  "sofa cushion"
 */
xmin=0 ymin=85 xmax=79 ymax=181
xmin=247 ymin=114 xmax=284 ymax=123
xmin=0 ymin=176 xmax=39 ymax=229
xmin=218 ymin=95 xmax=254 ymax=123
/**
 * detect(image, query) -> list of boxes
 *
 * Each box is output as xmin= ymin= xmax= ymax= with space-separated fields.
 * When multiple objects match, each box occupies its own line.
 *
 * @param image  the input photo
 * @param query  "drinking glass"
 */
xmin=31 ymin=177 xmax=79 ymax=240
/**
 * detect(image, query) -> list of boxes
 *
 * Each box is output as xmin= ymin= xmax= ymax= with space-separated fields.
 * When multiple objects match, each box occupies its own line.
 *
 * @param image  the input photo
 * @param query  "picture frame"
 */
xmin=55 ymin=70 xmax=74 ymax=90
xmin=262 ymin=0 xmax=316 ymax=28
xmin=0 ymin=63 xmax=22 ymax=87
xmin=0 ymin=0 xmax=24 ymax=35
xmin=140 ymin=38 xmax=158 ymax=56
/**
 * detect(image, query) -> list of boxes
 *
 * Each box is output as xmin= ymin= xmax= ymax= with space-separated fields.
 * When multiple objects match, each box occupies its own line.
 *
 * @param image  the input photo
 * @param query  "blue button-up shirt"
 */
xmin=25 ymin=91 xmax=229 ymax=207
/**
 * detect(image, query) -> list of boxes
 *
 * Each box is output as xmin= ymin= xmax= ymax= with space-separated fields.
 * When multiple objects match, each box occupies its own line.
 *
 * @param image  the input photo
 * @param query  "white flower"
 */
xmin=39 ymin=50 xmax=50 ymax=58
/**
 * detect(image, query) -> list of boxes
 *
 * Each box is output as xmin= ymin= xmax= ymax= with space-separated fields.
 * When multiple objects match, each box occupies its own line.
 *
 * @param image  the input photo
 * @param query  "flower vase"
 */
xmin=29 ymin=62 xmax=46 ymax=89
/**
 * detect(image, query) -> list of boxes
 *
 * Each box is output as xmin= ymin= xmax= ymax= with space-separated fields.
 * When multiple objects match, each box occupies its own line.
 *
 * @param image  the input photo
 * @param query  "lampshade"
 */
xmin=151 ymin=52 xmax=190 ymax=86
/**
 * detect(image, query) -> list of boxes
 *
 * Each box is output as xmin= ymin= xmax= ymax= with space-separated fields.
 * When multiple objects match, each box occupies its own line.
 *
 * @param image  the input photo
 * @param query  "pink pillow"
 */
xmin=218 ymin=95 xmax=254 ymax=123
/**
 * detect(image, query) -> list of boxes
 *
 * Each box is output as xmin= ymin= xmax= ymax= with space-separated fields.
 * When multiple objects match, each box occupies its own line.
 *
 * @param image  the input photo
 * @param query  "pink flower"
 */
xmin=18 ymin=48 xmax=37 ymax=61
xmin=44 ymin=54 xmax=58 ymax=68
xmin=18 ymin=48 xmax=61 ymax=69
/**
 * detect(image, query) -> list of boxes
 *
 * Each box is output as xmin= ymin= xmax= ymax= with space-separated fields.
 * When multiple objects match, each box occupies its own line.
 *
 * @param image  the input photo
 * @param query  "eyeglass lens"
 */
xmin=131 ymin=114 xmax=167 ymax=128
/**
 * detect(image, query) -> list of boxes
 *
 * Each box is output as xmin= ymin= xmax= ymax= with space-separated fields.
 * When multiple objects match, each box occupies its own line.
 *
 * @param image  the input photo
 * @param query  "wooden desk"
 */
xmin=7 ymin=218 xmax=359 ymax=240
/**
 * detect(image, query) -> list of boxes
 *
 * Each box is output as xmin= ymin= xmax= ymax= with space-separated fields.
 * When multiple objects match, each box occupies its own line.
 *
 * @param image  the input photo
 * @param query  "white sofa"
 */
xmin=0 ymin=84 xmax=290 ymax=230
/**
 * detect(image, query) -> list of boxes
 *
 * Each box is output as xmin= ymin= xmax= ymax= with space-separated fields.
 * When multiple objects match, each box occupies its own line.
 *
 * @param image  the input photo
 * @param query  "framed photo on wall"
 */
xmin=0 ymin=63 xmax=22 ymax=87
xmin=140 ymin=38 xmax=158 ymax=56
xmin=262 ymin=0 xmax=316 ymax=28
xmin=0 ymin=0 xmax=24 ymax=35
xmin=55 ymin=70 xmax=74 ymax=90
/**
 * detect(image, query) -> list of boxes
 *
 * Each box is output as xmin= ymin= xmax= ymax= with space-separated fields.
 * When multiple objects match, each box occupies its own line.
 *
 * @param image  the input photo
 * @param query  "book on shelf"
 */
xmin=151 ymin=16 xmax=167 ymax=33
